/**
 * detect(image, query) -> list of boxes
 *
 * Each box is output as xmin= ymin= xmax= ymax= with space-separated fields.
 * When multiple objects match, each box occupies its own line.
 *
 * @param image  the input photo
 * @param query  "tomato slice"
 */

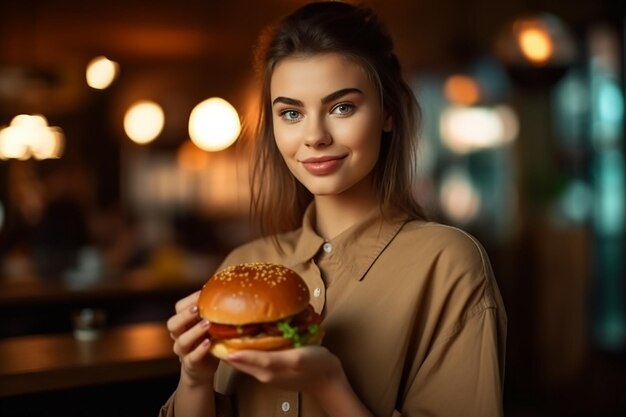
xmin=207 ymin=323 xmax=260 ymax=340
xmin=207 ymin=305 xmax=321 ymax=340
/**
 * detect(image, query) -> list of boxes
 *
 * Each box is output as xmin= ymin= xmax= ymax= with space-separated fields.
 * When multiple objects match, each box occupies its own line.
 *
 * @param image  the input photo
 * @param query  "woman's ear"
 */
xmin=383 ymin=114 xmax=393 ymax=133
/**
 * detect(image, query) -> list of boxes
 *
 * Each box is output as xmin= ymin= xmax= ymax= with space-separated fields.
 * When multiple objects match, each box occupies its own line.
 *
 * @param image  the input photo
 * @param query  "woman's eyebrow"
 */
xmin=272 ymin=96 xmax=303 ymax=107
xmin=272 ymin=87 xmax=364 ymax=107
xmin=321 ymin=87 xmax=363 ymax=104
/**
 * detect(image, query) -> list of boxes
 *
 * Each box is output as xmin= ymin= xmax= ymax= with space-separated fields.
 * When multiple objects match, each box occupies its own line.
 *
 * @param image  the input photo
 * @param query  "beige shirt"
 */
xmin=160 ymin=204 xmax=507 ymax=417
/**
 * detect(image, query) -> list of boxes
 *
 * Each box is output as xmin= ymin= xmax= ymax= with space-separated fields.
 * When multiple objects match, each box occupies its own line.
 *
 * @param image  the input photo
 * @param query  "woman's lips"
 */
xmin=300 ymin=155 xmax=347 ymax=175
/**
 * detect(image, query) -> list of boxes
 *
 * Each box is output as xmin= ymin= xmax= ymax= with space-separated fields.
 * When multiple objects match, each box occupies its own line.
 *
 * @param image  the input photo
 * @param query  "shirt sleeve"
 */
xmin=158 ymin=392 xmax=175 ymax=417
xmin=398 ymin=303 xmax=506 ymax=417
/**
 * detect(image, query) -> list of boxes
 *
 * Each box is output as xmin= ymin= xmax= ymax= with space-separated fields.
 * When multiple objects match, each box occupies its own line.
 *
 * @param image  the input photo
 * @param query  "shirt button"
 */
xmin=313 ymin=288 xmax=321 ymax=297
xmin=281 ymin=401 xmax=291 ymax=412
xmin=322 ymin=242 xmax=333 ymax=253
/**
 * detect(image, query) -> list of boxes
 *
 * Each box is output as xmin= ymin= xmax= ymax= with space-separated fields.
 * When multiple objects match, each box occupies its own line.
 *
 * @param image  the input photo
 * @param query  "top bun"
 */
xmin=198 ymin=262 xmax=310 ymax=325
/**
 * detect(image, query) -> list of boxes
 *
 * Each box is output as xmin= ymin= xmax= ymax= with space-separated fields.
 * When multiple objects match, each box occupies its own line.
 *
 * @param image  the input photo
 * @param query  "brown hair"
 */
xmin=250 ymin=1 xmax=427 ymax=237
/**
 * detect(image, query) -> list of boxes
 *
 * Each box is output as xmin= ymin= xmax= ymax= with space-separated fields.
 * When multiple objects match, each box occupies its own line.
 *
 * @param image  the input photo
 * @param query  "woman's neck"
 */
xmin=313 ymin=192 xmax=380 ymax=240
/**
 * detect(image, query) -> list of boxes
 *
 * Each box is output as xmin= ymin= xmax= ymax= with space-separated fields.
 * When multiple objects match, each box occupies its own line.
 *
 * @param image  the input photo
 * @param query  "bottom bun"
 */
xmin=225 ymin=335 xmax=294 ymax=351
xmin=210 ymin=336 xmax=291 ymax=360
xmin=210 ymin=330 xmax=326 ymax=360
xmin=210 ymin=343 xmax=237 ymax=360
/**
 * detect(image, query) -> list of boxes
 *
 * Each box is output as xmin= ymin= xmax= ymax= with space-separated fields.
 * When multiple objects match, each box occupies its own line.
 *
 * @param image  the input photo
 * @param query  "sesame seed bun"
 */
xmin=198 ymin=262 xmax=323 ymax=357
xmin=198 ymin=262 xmax=311 ymax=325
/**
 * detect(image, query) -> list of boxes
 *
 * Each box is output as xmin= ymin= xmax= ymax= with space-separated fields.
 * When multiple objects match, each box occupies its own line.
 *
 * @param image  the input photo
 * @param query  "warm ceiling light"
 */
xmin=188 ymin=97 xmax=241 ymax=152
xmin=0 ymin=114 xmax=64 ymax=160
xmin=123 ymin=100 xmax=165 ymax=144
xmin=516 ymin=26 xmax=554 ymax=65
xmin=31 ymin=127 xmax=65 ymax=160
xmin=494 ymin=13 xmax=577 ymax=70
xmin=443 ymin=75 xmax=481 ymax=105
xmin=86 ymin=56 xmax=119 ymax=90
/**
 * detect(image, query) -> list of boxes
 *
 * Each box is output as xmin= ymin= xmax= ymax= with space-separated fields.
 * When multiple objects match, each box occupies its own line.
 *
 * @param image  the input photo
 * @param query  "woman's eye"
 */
xmin=280 ymin=110 xmax=302 ymax=121
xmin=332 ymin=103 xmax=355 ymax=115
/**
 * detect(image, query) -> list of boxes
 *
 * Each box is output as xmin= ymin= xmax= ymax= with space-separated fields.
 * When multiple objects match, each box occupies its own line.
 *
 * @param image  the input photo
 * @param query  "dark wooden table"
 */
xmin=0 ymin=321 xmax=180 ymax=397
xmin=0 ymin=274 xmax=204 ymax=306
xmin=0 ymin=272 xmax=209 ymax=338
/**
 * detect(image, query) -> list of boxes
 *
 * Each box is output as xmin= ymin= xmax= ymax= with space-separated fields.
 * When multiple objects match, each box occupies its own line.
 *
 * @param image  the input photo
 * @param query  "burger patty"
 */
xmin=207 ymin=305 xmax=321 ymax=340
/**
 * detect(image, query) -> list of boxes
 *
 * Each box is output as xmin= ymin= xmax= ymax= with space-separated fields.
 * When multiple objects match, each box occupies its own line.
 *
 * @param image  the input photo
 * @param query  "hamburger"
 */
xmin=198 ymin=262 xmax=324 ymax=359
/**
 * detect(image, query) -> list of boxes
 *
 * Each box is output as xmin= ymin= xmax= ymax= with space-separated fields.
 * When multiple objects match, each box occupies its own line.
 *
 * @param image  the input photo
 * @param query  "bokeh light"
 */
xmin=0 ymin=114 xmax=64 ymax=160
xmin=86 ymin=56 xmax=119 ymax=90
xmin=123 ymin=100 xmax=165 ymax=144
xmin=439 ymin=105 xmax=518 ymax=154
xmin=494 ymin=13 xmax=577 ymax=68
xmin=517 ymin=26 xmax=553 ymax=65
xmin=443 ymin=75 xmax=481 ymax=105
xmin=593 ymin=150 xmax=625 ymax=237
xmin=188 ymin=97 xmax=241 ymax=152
xmin=439 ymin=169 xmax=482 ymax=223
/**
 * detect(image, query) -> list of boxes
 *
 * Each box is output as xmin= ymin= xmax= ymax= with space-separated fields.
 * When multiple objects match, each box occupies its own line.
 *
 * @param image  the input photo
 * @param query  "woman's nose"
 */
xmin=303 ymin=118 xmax=332 ymax=148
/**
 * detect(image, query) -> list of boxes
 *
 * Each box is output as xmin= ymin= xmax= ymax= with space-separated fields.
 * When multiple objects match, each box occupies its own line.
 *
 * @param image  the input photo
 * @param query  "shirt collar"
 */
xmin=292 ymin=203 xmax=325 ymax=265
xmin=292 ymin=202 xmax=409 ymax=281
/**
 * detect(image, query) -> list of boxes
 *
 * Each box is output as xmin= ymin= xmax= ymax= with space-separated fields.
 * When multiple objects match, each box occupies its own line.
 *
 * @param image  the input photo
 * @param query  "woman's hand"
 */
xmin=226 ymin=346 xmax=341 ymax=395
xmin=226 ymin=347 xmax=374 ymax=417
xmin=167 ymin=291 xmax=219 ymax=386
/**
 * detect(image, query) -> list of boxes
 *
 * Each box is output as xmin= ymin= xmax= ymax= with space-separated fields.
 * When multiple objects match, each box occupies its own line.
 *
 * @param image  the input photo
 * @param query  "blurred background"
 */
xmin=0 ymin=0 xmax=624 ymax=416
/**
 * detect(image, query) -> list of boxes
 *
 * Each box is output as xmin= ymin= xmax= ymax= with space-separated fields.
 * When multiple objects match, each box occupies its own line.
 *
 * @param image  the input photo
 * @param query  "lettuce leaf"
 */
xmin=277 ymin=320 xmax=320 ymax=348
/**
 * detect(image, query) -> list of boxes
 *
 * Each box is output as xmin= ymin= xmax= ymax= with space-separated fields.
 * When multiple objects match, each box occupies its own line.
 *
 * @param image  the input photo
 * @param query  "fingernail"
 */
xmin=202 ymin=320 xmax=211 ymax=328
xmin=190 ymin=305 xmax=198 ymax=314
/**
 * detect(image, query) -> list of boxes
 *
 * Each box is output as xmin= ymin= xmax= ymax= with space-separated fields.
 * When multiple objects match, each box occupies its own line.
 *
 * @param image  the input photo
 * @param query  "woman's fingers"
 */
xmin=167 ymin=293 xmax=201 ymax=338
xmin=226 ymin=347 xmax=331 ymax=387
xmin=165 ymin=290 xmax=220 ymax=384
xmin=176 ymin=319 xmax=211 ymax=356
xmin=175 ymin=290 xmax=201 ymax=313
xmin=184 ymin=337 xmax=212 ymax=365
xmin=229 ymin=346 xmax=324 ymax=367
xmin=227 ymin=352 xmax=274 ymax=383
xmin=229 ymin=349 xmax=285 ymax=370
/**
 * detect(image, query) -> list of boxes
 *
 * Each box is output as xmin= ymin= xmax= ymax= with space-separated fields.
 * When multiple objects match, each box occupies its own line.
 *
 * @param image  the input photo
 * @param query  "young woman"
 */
xmin=161 ymin=2 xmax=506 ymax=416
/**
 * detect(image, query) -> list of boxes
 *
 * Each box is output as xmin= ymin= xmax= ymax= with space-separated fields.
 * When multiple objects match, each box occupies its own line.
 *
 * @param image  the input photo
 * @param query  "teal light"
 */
xmin=591 ymin=151 xmax=626 ymax=351
xmin=558 ymin=179 xmax=592 ymax=224
xmin=592 ymin=76 xmax=624 ymax=147
xmin=553 ymin=69 xmax=588 ymax=148
xmin=587 ymin=24 xmax=625 ymax=352
xmin=596 ymin=310 xmax=626 ymax=350
xmin=593 ymin=150 xmax=626 ymax=237
xmin=598 ymin=79 xmax=624 ymax=123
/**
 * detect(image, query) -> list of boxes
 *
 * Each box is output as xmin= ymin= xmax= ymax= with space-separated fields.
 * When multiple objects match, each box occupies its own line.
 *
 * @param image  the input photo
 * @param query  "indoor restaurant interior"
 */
xmin=0 ymin=0 xmax=625 ymax=416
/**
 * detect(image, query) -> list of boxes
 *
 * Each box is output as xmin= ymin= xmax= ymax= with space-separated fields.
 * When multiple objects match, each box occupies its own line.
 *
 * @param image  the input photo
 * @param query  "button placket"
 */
xmin=277 ymin=392 xmax=298 ymax=416
xmin=297 ymin=259 xmax=326 ymax=313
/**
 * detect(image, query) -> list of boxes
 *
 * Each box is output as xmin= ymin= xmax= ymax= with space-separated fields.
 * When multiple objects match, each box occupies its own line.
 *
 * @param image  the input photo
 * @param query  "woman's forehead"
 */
xmin=270 ymin=53 xmax=374 ymax=98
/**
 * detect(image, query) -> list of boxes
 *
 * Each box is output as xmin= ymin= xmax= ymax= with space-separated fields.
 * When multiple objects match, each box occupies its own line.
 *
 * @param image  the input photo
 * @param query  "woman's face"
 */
xmin=270 ymin=53 xmax=391 ymax=199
